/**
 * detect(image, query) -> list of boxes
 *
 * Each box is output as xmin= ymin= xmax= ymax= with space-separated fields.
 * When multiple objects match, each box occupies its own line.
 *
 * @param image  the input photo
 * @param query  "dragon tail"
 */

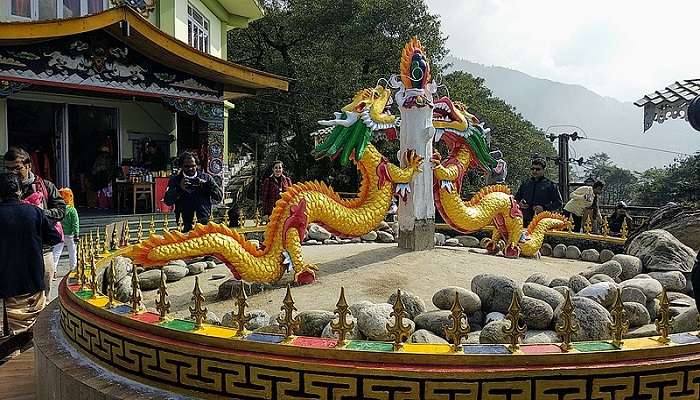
xmin=127 ymin=223 xmax=287 ymax=282
xmin=520 ymin=211 xmax=570 ymax=257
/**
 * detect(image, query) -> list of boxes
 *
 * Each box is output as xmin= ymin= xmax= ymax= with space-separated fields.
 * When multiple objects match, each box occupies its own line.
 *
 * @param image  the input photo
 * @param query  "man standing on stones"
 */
xmin=515 ymin=158 xmax=562 ymax=226
xmin=4 ymin=147 xmax=66 ymax=295
xmin=0 ymin=173 xmax=62 ymax=334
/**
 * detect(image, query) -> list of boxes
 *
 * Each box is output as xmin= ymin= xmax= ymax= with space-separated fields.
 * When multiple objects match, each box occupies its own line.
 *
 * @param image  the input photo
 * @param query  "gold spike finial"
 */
xmin=502 ymin=292 xmax=527 ymax=353
xmin=124 ymin=220 xmax=131 ymax=246
xmin=620 ymin=219 xmax=629 ymax=240
xmin=106 ymin=260 xmax=116 ymax=308
xmin=192 ymin=212 xmax=198 ymax=227
xmin=148 ymin=215 xmax=156 ymax=236
xmin=237 ymin=210 xmax=245 ymax=229
xmin=556 ymin=291 xmax=579 ymax=352
xmin=567 ymin=215 xmax=574 ymax=233
xmin=162 ymin=213 xmax=170 ymax=232
xmin=223 ymin=208 xmax=231 ymax=226
xmin=277 ymin=284 xmax=300 ymax=339
xmin=75 ymin=239 xmax=83 ymax=283
xmin=444 ymin=292 xmax=470 ymax=352
xmin=254 ymin=208 xmax=261 ymax=227
xmin=609 ymin=288 xmax=629 ymax=347
xmin=155 ymin=270 xmax=170 ymax=320
xmin=331 ymin=287 xmax=355 ymax=346
xmin=189 ymin=276 xmax=207 ymax=329
xmin=136 ymin=218 xmax=144 ymax=242
xmin=79 ymin=244 xmax=88 ymax=292
xmin=101 ymin=225 xmax=112 ymax=257
xmin=583 ymin=214 xmax=592 ymax=235
xmin=177 ymin=214 xmax=184 ymax=232
xmin=387 ymin=289 xmax=412 ymax=350
xmin=655 ymin=288 xmax=673 ymax=345
xmin=89 ymin=254 xmax=98 ymax=298
xmin=601 ymin=216 xmax=610 ymax=237
xmin=130 ymin=264 xmax=143 ymax=314
xmin=232 ymin=285 xmax=252 ymax=337
xmin=110 ymin=223 xmax=119 ymax=251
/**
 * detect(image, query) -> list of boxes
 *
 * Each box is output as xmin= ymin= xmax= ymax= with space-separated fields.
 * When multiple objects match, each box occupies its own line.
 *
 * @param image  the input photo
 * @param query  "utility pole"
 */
xmin=546 ymin=132 xmax=581 ymax=204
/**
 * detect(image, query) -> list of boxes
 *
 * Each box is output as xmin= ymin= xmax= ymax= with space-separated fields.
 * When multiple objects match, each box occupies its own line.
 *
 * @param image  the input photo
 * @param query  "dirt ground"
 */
xmin=161 ymin=243 xmax=595 ymax=319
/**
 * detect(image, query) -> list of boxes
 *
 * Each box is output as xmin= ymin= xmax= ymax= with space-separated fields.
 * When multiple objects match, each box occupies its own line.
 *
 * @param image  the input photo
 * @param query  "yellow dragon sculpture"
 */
xmin=128 ymin=85 xmax=423 ymax=284
xmin=431 ymin=96 xmax=569 ymax=257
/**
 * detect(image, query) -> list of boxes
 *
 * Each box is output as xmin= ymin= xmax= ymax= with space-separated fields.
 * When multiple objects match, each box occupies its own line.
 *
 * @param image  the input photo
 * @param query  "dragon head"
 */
xmin=400 ymin=37 xmax=432 ymax=91
xmin=433 ymin=96 xmax=496 ymax=172
xmin=314 ymin=85 xmax=398 ymax=166
xmin=340 ymin=85 xmax=397 ymax=128
xmin=393 ymin=37 xmax=434 ymax=109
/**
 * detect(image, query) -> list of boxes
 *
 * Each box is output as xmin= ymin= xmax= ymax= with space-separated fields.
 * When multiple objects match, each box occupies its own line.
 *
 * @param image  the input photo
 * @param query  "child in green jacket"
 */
xmin=52 ymin=188 xmax=79 ymax=278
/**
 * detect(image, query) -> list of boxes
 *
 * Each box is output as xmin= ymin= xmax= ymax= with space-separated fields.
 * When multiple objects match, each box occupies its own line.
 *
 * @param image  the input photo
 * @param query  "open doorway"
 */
xmin=7 ymin=99 xmax=62 ymax=185
xmin=67 ymin=105 xmax=119 ymax=209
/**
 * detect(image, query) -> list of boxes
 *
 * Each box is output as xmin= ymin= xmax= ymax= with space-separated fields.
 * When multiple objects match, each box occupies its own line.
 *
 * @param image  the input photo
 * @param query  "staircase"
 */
xmin=225 ymin=152 xmax=256 ymax=205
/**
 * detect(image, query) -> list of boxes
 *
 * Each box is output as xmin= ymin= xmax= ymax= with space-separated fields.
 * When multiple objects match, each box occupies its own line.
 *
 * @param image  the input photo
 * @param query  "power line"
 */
xmin=581 ymin=137 xmax=692 ymax=156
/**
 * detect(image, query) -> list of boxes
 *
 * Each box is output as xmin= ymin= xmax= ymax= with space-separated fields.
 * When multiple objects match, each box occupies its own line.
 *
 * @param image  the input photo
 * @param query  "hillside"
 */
xmin=446 ymin=57 xmax=700 ymax=171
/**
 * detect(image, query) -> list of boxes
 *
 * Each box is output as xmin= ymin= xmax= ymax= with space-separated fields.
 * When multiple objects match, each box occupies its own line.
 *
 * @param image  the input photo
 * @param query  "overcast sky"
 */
xmin=426 ymin=0 xmax=700 ymax=102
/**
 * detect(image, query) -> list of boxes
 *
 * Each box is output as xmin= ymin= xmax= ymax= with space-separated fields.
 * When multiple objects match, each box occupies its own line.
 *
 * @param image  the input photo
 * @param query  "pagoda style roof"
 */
xmin=0 ymin=6 xmax=288 ymax=99
xmin=634 ymin=79 xmax=700 ymax=131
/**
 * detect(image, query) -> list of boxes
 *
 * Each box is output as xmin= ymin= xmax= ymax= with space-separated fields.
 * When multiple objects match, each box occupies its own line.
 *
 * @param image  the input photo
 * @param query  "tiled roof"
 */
xmin=635 ymin=79 xmax=700 ymax=131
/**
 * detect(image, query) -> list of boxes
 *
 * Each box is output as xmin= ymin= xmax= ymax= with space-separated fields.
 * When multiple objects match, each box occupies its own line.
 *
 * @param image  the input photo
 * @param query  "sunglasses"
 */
xmin=4 ymin=164 xmax=26 ymax=172
xmin=530 ymin=167 xmax=542 ymax=171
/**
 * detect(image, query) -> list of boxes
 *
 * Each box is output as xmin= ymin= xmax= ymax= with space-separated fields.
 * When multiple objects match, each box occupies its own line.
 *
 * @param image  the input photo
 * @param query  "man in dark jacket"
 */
xmin=4 ymin=147 xmax=66 ymax=295
xmin=514 ymin=158 xmax=562 ymax=226
xmin=164 ymin=151 xmax=223 ymax=232
xmin=0 ymin=173 xmax=62 ymax=334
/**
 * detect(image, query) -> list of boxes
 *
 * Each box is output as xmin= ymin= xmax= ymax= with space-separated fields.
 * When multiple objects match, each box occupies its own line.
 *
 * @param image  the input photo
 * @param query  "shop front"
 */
xmin=0 ymin=7 xmax=288 ymax=214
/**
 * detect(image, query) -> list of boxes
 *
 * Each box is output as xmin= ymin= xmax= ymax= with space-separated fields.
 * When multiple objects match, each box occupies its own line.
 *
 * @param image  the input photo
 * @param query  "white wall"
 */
xmin=174 ymin=0 xmax=222 ymax=58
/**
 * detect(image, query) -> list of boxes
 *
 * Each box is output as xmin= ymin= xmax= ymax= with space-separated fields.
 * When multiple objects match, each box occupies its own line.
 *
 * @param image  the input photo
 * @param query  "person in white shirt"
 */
xmin=563 ymin=180 xmax=605 ymax=232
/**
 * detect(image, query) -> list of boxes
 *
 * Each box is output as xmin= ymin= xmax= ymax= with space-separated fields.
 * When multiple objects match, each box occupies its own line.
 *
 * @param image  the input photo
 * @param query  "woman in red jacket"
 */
xmin=260 ymin=161 xmax=292 ymax=218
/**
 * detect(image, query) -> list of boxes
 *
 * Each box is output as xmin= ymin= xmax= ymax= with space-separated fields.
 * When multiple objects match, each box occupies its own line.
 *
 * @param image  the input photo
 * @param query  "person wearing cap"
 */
xmin=514 ymin=158 xmax=563 ymax=226
xmin=563 ymin=180 xmax=605 ymax=232
xmin=608 ymin=201 xmax=632 ymax=236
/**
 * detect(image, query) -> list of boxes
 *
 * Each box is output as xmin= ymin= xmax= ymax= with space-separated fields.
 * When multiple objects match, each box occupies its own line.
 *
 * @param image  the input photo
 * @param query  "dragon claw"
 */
xmin=504 ymin=244 xmax=521 ymax=258
xmin=482 ymin=238 xmax=498 ymax=254
xmin=294 ymin=269 xmax=316 ymax=285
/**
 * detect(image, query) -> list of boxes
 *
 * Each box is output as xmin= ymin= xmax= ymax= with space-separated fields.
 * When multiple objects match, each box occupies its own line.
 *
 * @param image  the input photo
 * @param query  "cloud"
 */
xmin=426 ymin=0 xmax=700 ymax=101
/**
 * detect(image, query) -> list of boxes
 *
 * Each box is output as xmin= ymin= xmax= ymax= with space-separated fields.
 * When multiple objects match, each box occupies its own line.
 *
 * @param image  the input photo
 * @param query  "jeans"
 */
xmin=52 ymin=235 xmax=77 ymax=276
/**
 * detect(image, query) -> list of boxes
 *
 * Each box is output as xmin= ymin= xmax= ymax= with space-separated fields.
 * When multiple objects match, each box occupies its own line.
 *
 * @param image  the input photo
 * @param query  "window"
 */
xmin=10 ymin=0 xmax=32 ymax=18
xmin=62 ymin=0 xmax=80 ymax=18
xmin=187 ymin=4 xmax=210 ymax=53
xmin=8 ymin=0 xmax=108 ymax=20
xmin=38 ymin=0 xmax=57 ymax=19
xmin=87 ymin=0 xmax=104 ymax=14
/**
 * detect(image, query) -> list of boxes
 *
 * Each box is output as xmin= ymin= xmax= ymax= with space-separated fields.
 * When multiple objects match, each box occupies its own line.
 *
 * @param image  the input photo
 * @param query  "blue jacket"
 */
xmin=163 ymin=171 xmax=223 ymax=231
xmin=0 ymin=199 xmax=62 ymax=298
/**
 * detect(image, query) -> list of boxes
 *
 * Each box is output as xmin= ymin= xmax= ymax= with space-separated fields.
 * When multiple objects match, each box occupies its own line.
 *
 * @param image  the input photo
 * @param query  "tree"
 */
xmin=634 ymin=153 xmax=700 ymax=206
xmin=227 ymin=0 xmax=555 ymax=199
xmin=227 ymin=0 xmax=446 ymax=191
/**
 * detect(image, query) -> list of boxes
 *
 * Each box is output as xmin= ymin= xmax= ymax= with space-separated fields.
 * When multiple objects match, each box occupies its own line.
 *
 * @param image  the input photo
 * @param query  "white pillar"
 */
xmin=395 ymin=86 xmax=436 ymax=250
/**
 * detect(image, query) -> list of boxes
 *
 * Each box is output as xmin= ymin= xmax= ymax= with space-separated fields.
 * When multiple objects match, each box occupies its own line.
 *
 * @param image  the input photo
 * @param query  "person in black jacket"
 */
xmin=4 ymin=147 xmax=66 ymax=295
xmin=164 ymin=151 xmax=223 ymax=232
xmin=514 ymin=158 xmax=563 ymax=226
xmin=0 ymin=173 xmax=62 ymax=334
